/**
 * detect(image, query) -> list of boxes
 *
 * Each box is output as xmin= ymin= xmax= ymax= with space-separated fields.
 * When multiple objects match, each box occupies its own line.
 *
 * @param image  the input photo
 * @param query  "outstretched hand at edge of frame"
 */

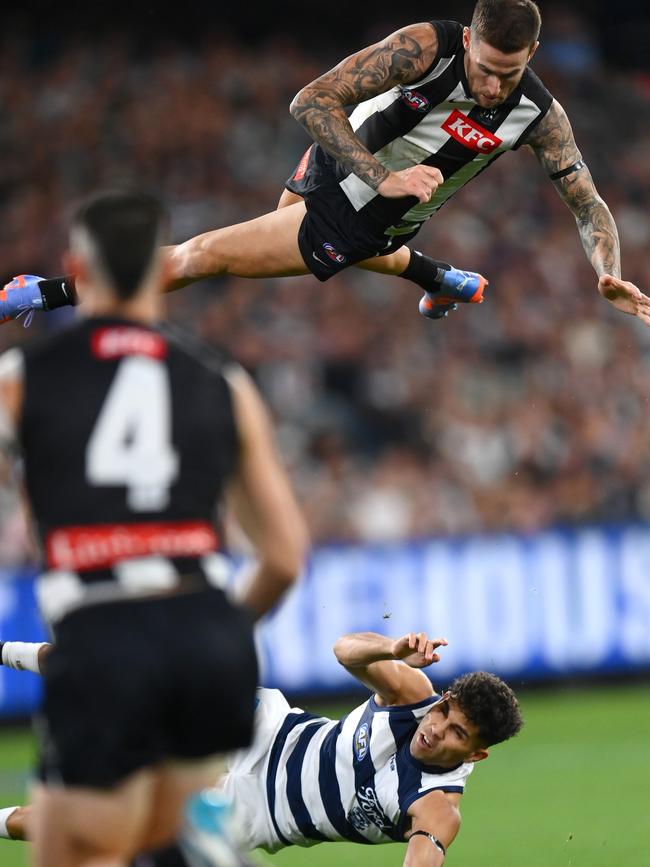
xmin=598 ymin=274 xmax=650 ymax=327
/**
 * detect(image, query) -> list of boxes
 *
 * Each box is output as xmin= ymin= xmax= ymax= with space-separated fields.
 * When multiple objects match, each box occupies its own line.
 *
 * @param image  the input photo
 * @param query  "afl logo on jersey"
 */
xmin=354 ymin=722 xmax=370 ymax=761
xmin=401 ymin=88 xmax=429 ymax=112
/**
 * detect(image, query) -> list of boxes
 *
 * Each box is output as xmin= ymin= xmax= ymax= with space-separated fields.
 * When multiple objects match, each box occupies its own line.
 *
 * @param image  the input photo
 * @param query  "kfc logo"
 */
xmin=442 ymin=110 xmax=502 ymax=154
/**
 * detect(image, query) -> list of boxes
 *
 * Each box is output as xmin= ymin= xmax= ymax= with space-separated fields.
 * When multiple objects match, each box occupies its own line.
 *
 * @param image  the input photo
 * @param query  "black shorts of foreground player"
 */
xmin=0 ymin=191 xmax=308 ymax=867
xmin=4 ymin=0 xmax=649 ymax=328
xmin=1 ymin=631 xmax=522 ymax=867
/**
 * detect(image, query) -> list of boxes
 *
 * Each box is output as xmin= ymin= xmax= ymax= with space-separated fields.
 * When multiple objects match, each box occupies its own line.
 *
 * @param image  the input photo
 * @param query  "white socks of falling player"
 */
xmin=0 ymin=641 xmax=48 ymax=675
xmin=0 ymin=806 xmax=19 ymax=839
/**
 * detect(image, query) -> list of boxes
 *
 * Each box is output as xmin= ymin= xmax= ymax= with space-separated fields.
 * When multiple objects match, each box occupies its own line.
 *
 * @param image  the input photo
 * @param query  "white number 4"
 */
xmin=86 ymin=357 xmax=179 ymax=512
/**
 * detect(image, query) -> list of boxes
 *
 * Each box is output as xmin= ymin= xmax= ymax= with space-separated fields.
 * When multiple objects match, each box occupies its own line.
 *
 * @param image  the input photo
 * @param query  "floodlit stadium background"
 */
xmin=0 ymin=2 xmax=649 ymax=865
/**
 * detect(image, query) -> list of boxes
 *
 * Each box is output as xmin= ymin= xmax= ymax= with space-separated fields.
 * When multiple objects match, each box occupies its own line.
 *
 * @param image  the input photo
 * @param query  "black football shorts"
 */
xmin=286 ymin=145 xmax=423 ymax=282
xmin=37 ymin=587 xmax=258 ymax=789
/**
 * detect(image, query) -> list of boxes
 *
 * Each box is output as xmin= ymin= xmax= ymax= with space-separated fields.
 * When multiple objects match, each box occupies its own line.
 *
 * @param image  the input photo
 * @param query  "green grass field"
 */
xmin=1 ymin=683 xmax=649 ymax=867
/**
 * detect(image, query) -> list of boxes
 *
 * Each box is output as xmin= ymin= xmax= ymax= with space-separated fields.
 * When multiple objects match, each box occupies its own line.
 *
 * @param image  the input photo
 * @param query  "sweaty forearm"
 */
xmin=290 ymin=96 xmax=389 ymax=190
xmin=575 ymin=197 xmax=621 ymax=279
xmin=0 ymin=806 xmax=28 ymax=841
xmin=236 ymin=562 xmax=298 ymax=622
xmin=333 ymin=632 xmax=396 ymax=667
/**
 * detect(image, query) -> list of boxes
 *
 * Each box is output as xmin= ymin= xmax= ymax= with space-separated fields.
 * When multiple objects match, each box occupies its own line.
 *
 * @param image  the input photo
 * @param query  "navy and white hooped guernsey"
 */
xmin=223 ymin=688 xmax=473 ymax=852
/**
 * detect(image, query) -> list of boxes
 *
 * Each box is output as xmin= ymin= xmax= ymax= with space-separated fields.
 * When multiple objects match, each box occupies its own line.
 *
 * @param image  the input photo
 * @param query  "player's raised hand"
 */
xmin=391 ymin=632 xmax=448 ymax=668
xmin=377 ymin=166 xmax=444 ymax=203
xmin=598 ymin=275 xmax=650 ymax=327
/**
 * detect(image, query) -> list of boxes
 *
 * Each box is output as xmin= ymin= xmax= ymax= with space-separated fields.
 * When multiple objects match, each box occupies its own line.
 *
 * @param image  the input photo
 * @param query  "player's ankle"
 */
xmin=401 ymin=250 xmax=450 ymax=289
xmin=38 ymin=276 xmax=78 ymax=311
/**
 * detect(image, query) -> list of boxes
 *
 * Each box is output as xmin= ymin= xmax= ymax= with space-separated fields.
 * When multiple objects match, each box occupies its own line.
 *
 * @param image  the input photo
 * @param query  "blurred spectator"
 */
xmin=1 ymin=11 xmax=650 ymax=562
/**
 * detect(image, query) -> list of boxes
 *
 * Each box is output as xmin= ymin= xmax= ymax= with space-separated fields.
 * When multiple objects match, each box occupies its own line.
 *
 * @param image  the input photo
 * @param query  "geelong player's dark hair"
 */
xmin=72 ymin=190 xmax=166 ymax=300
xmin=471 ymin=0 xmax=541 ymax=53
xmin=449 ymin=671 xmax=523 ymax=746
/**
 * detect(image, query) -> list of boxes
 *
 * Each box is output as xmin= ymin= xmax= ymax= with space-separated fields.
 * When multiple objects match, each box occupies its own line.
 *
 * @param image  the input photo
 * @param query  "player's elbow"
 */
xmin=290 ymin=83 xmax=338 ymax=121
xmin=332 ymin=636 xmax=347 ymax=665
xmin=332 ymin=635 xmax=358 ymax=668
xmin=289 ymin=87 xmax=311 ymax=121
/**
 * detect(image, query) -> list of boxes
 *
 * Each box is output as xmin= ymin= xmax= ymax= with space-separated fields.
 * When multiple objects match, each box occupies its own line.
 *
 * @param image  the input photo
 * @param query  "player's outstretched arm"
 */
xmin=333 ymin=631 xmax=447 ymax=706
xmin=526 ymin=100 xmax=650 ymax=325
xmin=290 ymin=23 xmax=444 ymax=202
xmin=403 ymin=790 xmax=461 ymax=866
xmin=225 ymin=366 xmax=309 ymax=620
xmin=526 ymin=100 xmax=619 ymax=277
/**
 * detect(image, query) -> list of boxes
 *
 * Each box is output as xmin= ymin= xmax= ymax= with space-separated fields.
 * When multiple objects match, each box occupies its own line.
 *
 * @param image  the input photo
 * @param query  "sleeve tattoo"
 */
xmin=526 ymin=100 xmax=620 ymax=278
xmin=290 ymin=24 xmax=437 ymax=190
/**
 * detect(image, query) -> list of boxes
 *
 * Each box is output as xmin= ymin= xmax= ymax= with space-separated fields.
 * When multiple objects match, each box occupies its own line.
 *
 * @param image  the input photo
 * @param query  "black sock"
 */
xmin=401 ymin=250 xmax=450 ymax=291
xmin=38 ymin=276 xmax=78 ymax=311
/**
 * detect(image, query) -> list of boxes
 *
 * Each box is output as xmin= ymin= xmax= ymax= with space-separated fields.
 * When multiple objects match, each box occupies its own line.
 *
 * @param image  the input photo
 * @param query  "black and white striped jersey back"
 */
xmin=324 ymin=20 xmax=553 ymax=237
xmin=19 ymin=317 xmax=237 ymax=624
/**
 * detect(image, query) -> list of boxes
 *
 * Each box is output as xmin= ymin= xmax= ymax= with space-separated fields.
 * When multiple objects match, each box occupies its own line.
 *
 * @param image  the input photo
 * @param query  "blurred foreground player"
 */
xmin=0 ymin=190 xmax=307 ymax=867
xmin=3 ymin=0 xmax=649 ymax=327
xmin=1 ymin=631 xmax=522 ymax=867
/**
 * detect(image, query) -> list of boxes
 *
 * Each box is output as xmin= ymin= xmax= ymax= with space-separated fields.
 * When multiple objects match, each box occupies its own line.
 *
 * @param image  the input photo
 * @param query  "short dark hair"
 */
xmin=449 ymin=671 xmax=523 ymax=747
xmin=72 ymin=190 xmax=166 ymax=300
xmin=471 ymin=0 xmax=541 ymax=53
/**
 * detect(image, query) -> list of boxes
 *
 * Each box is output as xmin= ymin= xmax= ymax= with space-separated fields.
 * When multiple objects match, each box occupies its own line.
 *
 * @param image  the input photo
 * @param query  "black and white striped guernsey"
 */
xmin=19 ymin=318 xmax=237 ymax=625
xmin=264 ymin=692 xmax=472 ymax=849
xmin=323 ymin=19 xmax=553 ymax=238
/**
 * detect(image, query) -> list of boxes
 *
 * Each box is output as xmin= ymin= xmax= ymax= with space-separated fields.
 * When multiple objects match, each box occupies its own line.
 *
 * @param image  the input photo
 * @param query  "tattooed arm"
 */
xmin=526 ymin=99 xmax=650 ymax=324
xmin=527 ymin=100 xmax=619 ymax=277
xmin=290 ymin=23 xmax=443 ymax=202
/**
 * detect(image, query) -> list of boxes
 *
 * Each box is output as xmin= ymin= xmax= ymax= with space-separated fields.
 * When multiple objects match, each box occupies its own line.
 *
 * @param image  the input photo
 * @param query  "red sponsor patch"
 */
xmin=293 ymin=145 xmax=314 ymax=181
xmin=46 ymin=520 xmax=219 ymax=571
xmin=91 ymin=327 xmax=167 ymax=360
xmin=441 ymin=109 xmax=502 ymax=154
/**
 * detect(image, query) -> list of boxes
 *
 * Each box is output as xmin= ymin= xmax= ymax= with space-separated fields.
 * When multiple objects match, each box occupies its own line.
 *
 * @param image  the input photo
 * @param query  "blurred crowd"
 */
xmin=1 ymin=9 xmax=650 ymax=562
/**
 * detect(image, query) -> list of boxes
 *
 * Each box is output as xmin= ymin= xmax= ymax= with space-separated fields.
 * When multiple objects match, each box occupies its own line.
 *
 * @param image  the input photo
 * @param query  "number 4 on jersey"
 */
xmin=86 ymin=357 xmax=179 ymax=512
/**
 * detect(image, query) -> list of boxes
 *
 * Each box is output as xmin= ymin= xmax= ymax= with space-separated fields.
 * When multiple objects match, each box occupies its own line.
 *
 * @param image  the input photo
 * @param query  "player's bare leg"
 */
xmin=138 ymin=758 xmax=224 ymax=852
xmin=30 ymin=773 xmax=155 ymax=867
xmin=276 ymin=189 xmax=303 ymax=209
xmin=166 ymin=203 xmax=310 ymax=291
xmin=30 ymin=761 xmax=220 ymax=867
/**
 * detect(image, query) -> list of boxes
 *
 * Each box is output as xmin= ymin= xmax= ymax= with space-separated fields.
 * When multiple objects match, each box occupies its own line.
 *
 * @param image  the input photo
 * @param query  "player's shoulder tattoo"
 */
xmin=337 ymin=22 xmax=438 ymax=99
xmin=293 ymin=22 xmax=438 ymax=112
